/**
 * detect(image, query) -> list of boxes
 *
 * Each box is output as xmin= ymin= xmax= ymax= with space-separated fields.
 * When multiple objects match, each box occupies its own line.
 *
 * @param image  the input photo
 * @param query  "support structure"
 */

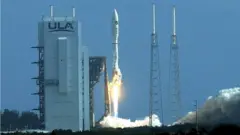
xmin=103 ymin=61 xmax=110 ymax=117
xmin=32 ymin=6 xmax=93 ymax=130
xmin=149 ymin=3 xmax=164 ymax=127
xmin=31 ymin=46 xmax=45 ymax=129
xmin=89 ymin=56 xmax=109 ymax=129
xmin=169 ymin=6 xmax=181 ymax=122
xmin=31 ymin=54 xmax=108 ymax=130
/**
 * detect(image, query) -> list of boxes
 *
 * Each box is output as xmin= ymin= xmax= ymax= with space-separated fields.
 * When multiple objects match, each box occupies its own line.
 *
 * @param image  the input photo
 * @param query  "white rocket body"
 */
xmin=112 ymin=9 xmax=120 ymax=76
xmin=110 ymin=9 xmax=122 ymax=117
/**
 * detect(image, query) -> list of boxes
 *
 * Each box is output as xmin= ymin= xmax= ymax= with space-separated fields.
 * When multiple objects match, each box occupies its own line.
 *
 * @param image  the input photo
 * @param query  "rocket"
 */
xmin=110 ymin=8 xmax=122 ymax=117
xmin=112 ymin=9 xmax=120 ymax=77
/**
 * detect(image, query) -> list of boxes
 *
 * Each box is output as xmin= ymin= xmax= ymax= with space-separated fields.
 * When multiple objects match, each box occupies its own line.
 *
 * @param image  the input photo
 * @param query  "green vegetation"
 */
xmin=1 ymin=109 xmax=240 ymax=135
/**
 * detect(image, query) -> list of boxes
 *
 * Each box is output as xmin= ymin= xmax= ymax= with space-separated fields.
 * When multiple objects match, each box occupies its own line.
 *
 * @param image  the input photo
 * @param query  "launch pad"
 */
xmin=30 ymin=3 xmax=169 ymax=130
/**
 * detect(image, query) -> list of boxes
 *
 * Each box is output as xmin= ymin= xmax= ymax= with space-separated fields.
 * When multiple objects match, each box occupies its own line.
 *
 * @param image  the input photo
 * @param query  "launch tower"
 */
xmin=149 ymin=3 xmax=164 ymax=126
xmin=89 ymin=56 xmax=109 ymax=129
xmin=32 ymin=6 xmax=90 ymax=131
xmin=169 ymin=6 xmax=181 ymax=121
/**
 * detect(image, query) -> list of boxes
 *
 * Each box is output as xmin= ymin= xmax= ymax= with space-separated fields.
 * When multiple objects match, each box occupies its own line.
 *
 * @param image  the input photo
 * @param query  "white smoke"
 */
xmin=99 ymin=114 xmax=162 ymax=128
xmin=177 ymin=87 xmax=240 ymax=125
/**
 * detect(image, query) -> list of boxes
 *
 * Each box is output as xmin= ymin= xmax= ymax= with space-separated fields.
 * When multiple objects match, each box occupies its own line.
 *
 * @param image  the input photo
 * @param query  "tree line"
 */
xmin=1 ymin=109 xmax=41 ymax=131
xmin=1 ymin=109 xmax=240 ymax=135
xmin=1 ymin=125 xmax=240 ymax=135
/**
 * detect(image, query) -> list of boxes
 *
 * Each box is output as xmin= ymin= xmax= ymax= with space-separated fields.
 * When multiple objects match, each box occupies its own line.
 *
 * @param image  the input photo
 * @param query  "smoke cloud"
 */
xmin=177 ymin=87 xmax=240 ymax=125
xmin=100 ymin=87 xmax=240 ymax=128
xmin=100 ymin=114 xmax=162 ymax=128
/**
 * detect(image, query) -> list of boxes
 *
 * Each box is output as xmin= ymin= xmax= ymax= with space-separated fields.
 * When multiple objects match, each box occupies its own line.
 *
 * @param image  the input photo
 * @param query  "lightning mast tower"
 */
xmin=169 ymin=6 xmax=181 ymax=122
xmin=149 ymin=3 xmax=164 ymax=126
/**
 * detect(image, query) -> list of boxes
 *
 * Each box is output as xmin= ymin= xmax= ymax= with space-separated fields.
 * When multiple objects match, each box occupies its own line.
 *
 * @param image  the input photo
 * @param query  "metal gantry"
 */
xmin=169 ymin=6 xmax=181 ymax=122
xmin=31 ymin=46 xmax=45 ymax=129
xmin=89 ymin=56 xmax=109 ymax=129
xmin=149 ymin=3 xmax=164 ymax=127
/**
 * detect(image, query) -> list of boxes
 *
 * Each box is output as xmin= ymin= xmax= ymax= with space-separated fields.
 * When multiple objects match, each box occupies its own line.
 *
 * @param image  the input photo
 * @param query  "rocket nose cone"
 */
xmin=113 ymin=9 xmax=119 ymax=21
xmin=114 ymin=9 xmax=117 ymax=14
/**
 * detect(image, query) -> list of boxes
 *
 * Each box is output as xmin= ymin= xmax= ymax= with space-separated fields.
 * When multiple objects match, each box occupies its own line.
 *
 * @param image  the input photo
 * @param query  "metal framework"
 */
xmin=149 ymin=3 xmax=164 ymax=127
xmin=89 ymin=56 xmax=109 ymax=129
xmin=31 ymin=46 xmax=45 ymax=129
xmin=81 ymin=57 xmax=85 ymax=130
xmin=31 ymin=53 xmax=108 ymax=130
xmin=169 ymin=6 xmax=181 ymax=122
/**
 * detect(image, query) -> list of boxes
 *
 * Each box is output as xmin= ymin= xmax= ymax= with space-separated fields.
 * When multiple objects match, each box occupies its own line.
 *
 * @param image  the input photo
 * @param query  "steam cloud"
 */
xmin=177 ymin=87 xmax=240 ymax=125
xmin=101 ymin=87 xmax=240 ymax=128
xmin=100 ymin=114 xmax=162 ymax=128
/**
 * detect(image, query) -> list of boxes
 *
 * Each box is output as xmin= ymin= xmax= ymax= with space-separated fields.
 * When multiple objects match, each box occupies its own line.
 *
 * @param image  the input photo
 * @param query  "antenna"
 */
xmin=152 ymin=4 xmax=156 ymax=34
xmin=50 ymin=5 xmax=53 ymax=17
xmin=149 ymin=3 xmax=164 ymax=127
xmin=72 ymin=7 xmax=76 ymax=17
xmin=169 ymin=5 xmax=181 ymax=122
xmin=173 ymin=6 xmax=176 ymax=36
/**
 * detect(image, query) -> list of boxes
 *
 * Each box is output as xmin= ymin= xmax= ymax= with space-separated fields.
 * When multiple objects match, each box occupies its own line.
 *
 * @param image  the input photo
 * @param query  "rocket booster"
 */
xmin=112 ymin=9 xmax=119 ymax=74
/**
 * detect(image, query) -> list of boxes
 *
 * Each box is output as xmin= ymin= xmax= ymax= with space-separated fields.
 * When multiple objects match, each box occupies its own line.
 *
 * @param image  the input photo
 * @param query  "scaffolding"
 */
xmin=149 ymin=3 xmax=164 ymax=126
xmin=31 ymin=49 xmax=109 ymax=129
xmin=169 ymin=6 xmax=181 ymax=121
xmin=31 ymin=46 xmax=45 ymax=129
xmin=89 ymin=56 xmax=109 ymax=129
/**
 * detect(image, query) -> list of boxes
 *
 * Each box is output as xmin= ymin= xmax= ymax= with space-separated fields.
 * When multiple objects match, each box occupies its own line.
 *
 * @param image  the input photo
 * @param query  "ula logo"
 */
xmin=48 ymin=22 xmax=74 ymax=32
